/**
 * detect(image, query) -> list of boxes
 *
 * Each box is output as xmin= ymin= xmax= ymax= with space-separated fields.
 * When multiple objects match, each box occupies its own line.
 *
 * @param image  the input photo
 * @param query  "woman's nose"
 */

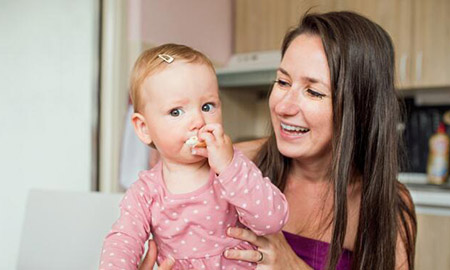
xmin=275 ymin=92 xmax=300 ymax=116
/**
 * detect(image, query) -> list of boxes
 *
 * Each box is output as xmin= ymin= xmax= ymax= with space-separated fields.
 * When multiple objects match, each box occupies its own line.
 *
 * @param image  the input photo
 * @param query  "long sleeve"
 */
xmin=216 ymin=150 xmax=289 ymax=235
xmin=99 ymin=179 xmax=153 ymax=270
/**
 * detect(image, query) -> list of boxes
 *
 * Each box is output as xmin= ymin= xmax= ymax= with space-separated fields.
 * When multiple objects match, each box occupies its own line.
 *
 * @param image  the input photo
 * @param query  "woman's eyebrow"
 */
xmin=277 ymin=68 xmax=290 ymax=76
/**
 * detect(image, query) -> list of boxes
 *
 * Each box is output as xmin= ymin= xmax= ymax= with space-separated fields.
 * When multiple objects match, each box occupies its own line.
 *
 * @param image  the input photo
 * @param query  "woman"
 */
xmin=140 ymin=11 xmax=416 ymax=270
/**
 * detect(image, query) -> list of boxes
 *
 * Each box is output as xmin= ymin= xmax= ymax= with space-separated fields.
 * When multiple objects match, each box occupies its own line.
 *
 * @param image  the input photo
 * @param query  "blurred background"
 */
xmin=1 ymin=0 xmax=449 ymax=269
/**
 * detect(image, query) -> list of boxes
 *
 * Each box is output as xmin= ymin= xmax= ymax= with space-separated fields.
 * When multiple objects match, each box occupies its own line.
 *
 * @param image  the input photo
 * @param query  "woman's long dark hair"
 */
xmin=255 ymin=11 xmax=416 ymax=270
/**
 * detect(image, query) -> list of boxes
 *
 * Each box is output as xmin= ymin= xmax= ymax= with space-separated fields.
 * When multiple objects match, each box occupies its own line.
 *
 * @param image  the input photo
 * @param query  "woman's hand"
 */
xmin=224 ymin=227 xmax=312 ymax=270
xmin=138 ymin=240 xmax=175 ymax=270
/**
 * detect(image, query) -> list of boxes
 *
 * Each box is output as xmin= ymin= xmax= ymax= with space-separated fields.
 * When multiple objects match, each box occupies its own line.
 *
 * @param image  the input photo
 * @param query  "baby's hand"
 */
xmin=194 ymin=123 xmax=233 ymax=174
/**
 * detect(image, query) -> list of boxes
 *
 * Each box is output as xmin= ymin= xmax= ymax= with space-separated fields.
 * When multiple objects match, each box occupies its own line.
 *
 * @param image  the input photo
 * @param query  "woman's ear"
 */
xmin=131 ymin=112 xmax=152 ymax=145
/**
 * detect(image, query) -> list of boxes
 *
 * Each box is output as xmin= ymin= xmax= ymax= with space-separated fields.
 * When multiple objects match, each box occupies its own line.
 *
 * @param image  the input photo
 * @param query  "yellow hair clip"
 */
xmin=158 ymin=54 xmax=174 ymax=64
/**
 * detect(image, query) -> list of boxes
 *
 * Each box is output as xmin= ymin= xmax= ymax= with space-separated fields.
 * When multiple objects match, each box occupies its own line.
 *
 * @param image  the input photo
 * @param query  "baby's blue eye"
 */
xmin=202 ymin=103 xmax=214 ymax=112
xmin=170 ymin=108 xmax=183 ymax=117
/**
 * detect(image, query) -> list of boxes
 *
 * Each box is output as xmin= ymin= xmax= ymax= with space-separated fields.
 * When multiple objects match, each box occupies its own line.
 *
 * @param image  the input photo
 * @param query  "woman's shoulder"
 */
xmin=234 ymin=138 xmax=268 ymax=160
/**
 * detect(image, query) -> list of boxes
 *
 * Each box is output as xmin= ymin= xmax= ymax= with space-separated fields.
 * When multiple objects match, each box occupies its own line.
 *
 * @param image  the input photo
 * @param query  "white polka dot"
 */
xmin=268 ymin=211 xmax=272 ymax=216
xmin=230 ymin=192 xmax=235 ymax=196
xmin=242 ymin=203 xmax=247 ymax=208
xmin=184 ymin=218 xmax=189 ymax=223
xmin=206 ymin=216 xmax=211 ymax=220
xmin=193 ymin=247 xmax=198 ymax=251
xmin=181 ymin=240 xmax=186 ymax=244
xmin=232 ymin=177 xmax=237 ymax=182
xmin=254 ymin=214 xmax=259 ymax=219
xmin=203 ymin=200 xmax=208 ymax=204
xmin=256 ymin=200 xmax=261 ymax=205
xmin=109 ymin=253 xmax=114 ymax=256
xmin=244 ymin=189 xmax=248 ymax=194
xmin=266 ymin=225 xmax=271 ymax=229
xmin=193 ymin=209 xmax=199 ymax=214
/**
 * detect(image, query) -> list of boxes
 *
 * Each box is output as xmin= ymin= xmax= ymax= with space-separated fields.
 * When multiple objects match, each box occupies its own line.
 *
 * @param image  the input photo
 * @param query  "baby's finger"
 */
xmin=198 ymin=131 xmax=215 ymax=145
xmin=191 ymin=147 xmax=208 ymax=157
xmin=201 ymin=123 xmax=224 ymax=139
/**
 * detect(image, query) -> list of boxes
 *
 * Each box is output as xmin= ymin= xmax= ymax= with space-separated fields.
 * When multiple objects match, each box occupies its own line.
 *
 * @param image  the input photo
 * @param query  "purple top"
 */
xmin=283 ymin=231 xmax=352 ymax=270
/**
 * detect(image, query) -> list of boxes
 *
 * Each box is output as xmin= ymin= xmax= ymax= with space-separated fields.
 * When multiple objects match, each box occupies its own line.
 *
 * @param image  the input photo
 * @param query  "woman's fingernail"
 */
xmin=227 ymin=227 xmax=233 ymax=235
xmin=167 ymin=255 xmax=175 ymax=265
xmin=223 ymin=250 xmax=230 ymax=258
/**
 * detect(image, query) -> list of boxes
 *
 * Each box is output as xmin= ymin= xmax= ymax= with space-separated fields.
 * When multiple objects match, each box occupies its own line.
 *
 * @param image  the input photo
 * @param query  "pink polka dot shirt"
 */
xmin=100 ymin=150 xmax=289 ymax=270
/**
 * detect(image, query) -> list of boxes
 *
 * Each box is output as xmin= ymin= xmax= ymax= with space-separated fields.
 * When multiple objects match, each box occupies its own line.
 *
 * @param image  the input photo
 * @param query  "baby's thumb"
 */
xmin=191 ymin=147 xmax=208 ymax=158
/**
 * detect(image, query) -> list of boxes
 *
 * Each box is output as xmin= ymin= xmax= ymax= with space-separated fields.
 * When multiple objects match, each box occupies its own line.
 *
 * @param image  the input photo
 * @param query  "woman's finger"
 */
xmin=138 ymin=240 xmax=157 ymax=270
xmin=226 ymin=227 xmax=265 ymax=247
xmin=157 ymin=255 xmax=175 ymax=270
xmin=223 ymin=248 xmax=262 ymax=263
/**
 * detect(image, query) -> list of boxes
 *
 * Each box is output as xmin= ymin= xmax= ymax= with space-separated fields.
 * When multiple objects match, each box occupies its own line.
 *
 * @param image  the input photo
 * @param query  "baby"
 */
xmin=99 ymin=44 xmax=288 ymax=270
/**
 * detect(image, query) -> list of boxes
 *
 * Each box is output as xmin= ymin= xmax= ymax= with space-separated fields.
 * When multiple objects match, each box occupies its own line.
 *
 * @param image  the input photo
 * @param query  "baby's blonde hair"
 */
xmin=130 ymin=43 xmax=215 ymax=112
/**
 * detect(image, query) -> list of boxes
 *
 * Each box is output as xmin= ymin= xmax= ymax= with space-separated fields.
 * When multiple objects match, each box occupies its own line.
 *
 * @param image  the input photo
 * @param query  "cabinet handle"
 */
xmin=400 ymin=53 xmax=408 ymax=83
xmin=416 ymin=51 xmax=423 ymax=83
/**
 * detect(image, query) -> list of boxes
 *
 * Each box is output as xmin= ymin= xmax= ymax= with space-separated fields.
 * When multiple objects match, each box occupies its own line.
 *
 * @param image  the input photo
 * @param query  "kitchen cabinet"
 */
xmin=415 ymin=213 xmax=450 ymax=269
xmin=233 ymin=0 xmax=450 ymax=89
xmin=234 ymin=0 xmax=335 ymax=53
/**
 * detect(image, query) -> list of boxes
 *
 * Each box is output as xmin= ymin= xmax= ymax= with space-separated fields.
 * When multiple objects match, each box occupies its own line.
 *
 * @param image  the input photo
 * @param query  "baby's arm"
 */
xmin=99 ymin=179 xmax=152 ymax=270
xmin=216 ymin=150 xmax=289 ymax=235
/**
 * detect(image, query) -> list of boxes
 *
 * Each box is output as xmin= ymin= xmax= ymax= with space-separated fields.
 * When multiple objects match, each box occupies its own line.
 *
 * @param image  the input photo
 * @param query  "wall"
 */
xmin=0 ymin=0 xmax=99 ymax=268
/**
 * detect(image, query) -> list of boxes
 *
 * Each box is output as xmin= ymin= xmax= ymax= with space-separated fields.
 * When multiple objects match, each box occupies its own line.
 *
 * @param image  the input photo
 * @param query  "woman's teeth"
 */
xmin=281 ymin=123 xmax=310 ymax=133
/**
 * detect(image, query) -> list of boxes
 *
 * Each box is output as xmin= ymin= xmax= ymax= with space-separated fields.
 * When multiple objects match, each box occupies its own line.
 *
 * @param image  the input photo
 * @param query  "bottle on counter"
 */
xmin=427 ymin=122 xmax=449 ymax=185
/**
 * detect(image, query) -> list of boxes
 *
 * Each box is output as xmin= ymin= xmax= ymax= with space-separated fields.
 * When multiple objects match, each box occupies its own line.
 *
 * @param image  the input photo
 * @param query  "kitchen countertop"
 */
xmin=399 ymin=173 xmax=450 ymax=215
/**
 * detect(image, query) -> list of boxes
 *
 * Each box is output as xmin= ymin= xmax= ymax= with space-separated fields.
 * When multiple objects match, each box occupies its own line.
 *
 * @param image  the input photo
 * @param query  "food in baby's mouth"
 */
xmin=185 ymin=136 xmax=206 ymax=148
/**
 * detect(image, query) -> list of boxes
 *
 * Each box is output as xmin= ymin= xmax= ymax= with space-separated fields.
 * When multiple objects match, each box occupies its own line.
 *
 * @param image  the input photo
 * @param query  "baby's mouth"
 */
xmin=281 ymin=122 xmax=310 ymax=135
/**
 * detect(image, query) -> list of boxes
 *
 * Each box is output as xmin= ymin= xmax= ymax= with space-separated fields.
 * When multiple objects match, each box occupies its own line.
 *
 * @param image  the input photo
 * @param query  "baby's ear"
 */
xmin=131 ymin=113 xmax=152 ymax=145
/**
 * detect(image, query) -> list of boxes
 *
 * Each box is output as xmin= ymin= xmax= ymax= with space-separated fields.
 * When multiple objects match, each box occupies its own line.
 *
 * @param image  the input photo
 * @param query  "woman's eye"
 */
xmin=169 ymin=108 xmax=184 ymax=117
xmin=274 ymin=79 xmax=291 ymax=88
xmin=306 ymin=89 xmax=326 ymax=99
xmin=202 ymin=103 xmax=215 ymax=112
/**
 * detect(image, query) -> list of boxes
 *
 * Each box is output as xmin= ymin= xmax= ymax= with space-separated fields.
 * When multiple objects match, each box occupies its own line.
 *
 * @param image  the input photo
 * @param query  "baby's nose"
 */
xmin=190 ymin=112 xmax=206 ymax=130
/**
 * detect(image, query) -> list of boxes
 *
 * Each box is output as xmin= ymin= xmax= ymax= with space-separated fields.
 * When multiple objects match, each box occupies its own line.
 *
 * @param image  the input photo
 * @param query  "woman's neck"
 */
xmin=290 ymin=155 xmax=332 ymax=183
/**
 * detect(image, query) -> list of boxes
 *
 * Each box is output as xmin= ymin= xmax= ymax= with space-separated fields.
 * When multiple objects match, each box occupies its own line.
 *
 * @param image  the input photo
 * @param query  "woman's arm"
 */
xmin=234 ymin=138 xmax=268 ymax=160
xmin=395 ymin=183 xmax=417 ymax=270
